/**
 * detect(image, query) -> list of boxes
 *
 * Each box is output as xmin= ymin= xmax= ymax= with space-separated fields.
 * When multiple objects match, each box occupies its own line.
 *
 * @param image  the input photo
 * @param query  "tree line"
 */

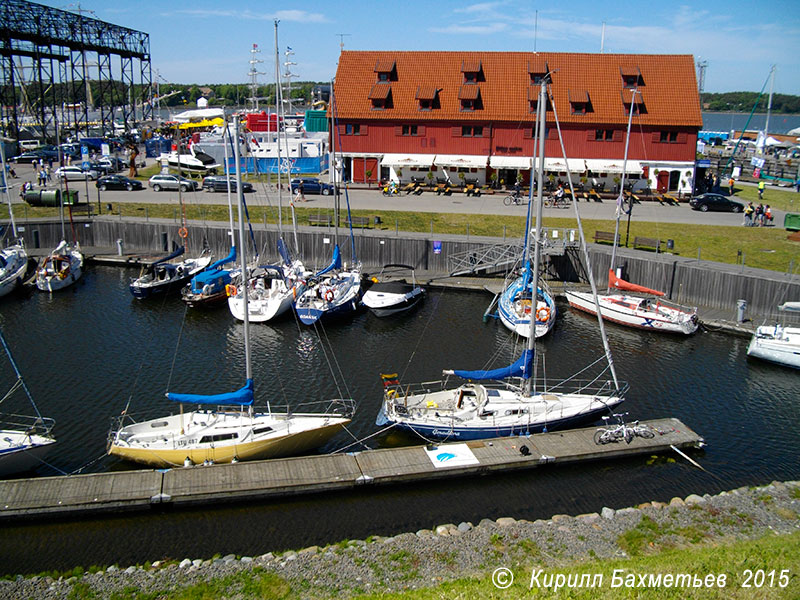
xmin=701 ymin=92 xmax=800 ymax=114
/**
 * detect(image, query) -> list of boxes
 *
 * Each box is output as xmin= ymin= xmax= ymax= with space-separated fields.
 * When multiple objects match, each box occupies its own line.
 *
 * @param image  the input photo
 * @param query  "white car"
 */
xmin=55 ymin=166 xmax=98 ymax=181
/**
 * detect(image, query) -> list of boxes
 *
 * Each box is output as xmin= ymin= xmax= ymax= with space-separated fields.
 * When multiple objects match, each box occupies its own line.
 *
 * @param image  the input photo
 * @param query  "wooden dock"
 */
xmin=0 ymin=418 xmax=702 ymax=520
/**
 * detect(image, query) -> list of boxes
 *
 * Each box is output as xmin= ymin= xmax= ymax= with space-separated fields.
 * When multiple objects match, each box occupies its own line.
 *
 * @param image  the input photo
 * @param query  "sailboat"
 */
xmin=0 ymin=145 xmax=29 ymax=298
xmin=376 ymin=80 xmax=626 ymax=440
xmin=108 ymin=119 xmax=354 ymax=468
xmin=747 ymin=301 xmax=800 ymax=369
xmin=294 ymin=78 xmax=363 ymax=326
xmin=0 ymin=328 xmax=56 ymax=477
xmin=565 ymin=88 xmax=698 ymax=335
xmin=228 ymin=21 xmax=310 ymax=323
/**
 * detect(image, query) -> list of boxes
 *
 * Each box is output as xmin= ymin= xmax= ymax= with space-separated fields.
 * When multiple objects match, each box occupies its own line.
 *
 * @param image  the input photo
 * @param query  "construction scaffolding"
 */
xmin=0 ymin=0 xmax=152 ymax=143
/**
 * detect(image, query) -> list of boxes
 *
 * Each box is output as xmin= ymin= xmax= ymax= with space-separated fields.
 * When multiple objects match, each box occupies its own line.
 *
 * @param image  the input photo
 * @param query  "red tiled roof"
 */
xmin=527 ymin=57 xmax=548 ymax=74
xmin=458 ymin=85 xmax=481 ymax=100
xmin=568 ymin=89 xmax=591 ymax=104
xmin=374 ymin=59 xmax=396 ymax=73
xmin=416 ymin=86 xmax=438 ymax=100
xmin=461 ymin=59 xmax=482 ymax=73
xmin=368 ymin=83 xmax=392 ymax=100
xmin=333 ymin=51 xmax=702 ymax=127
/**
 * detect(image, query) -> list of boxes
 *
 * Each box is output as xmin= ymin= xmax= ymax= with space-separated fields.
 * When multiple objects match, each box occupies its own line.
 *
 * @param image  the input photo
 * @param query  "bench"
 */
xmin=464 ymin=183 xmax=481 ymax=197
xmin=308 ymin=215 xmax=333 ymax=226
xmin=588 ymin=189 xmax=603 ymax=202
xmin=345 ymin=216 xmax=372 ymax=228
xmin=633 ymin=236 xmax=664 ymax=252
xmin=660 ymin=193 xmax=679 ymax=206
xmin=593 ymin=231 xmax=620 ymax=245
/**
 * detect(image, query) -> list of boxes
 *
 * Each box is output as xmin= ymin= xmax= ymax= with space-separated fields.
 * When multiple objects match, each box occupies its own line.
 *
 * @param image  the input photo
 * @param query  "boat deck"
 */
xmin=0 ymin=417 xmax=702 ymax=520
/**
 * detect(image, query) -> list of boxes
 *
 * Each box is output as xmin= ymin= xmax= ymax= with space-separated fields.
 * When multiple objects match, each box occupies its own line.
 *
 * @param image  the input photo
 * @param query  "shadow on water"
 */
xmin=0 ymin=267 xmax=798 ymax=574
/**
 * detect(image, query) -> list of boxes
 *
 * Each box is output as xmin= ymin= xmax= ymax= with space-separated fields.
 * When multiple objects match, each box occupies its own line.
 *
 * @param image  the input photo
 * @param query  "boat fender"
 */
xmin=536 ymin=306 xmax=551 ymax=322
xmin=325 ymin=289 xmax=334 ymax=302
xmin=226 ymin=284 xmax=237 ymax=297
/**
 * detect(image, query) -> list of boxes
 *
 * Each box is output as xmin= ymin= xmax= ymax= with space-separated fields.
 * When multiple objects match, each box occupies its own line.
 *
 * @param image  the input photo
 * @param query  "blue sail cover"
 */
xmin=189 ymin=246 xmax=236 ymax=293
xmin=277 ymin=238 xmax=291 ymax=265
xmin=520 ymin=259 xmax=532 ymax=291
xmin=313 ymin=244 xmax=342 ymax=279
xmin=207 ymin=246 xmax=237 ymax=272
xmin=167 ymin=378 xmax=254 ymax=406
xmin=453 ymin=349 xmax=534 ymax=381
xmin=153 ymin=245 xmax=185 ymax=266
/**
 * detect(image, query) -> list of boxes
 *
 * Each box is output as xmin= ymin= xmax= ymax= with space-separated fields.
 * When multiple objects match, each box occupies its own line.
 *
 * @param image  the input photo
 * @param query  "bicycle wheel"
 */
xmin=593 ymin=429 xmax=609 ymax=445
xmin=503 ymin=195 xmax=513 ymax=206
xmin=635 ymin=426 xmax=655 ymax=439
xmin=544 ymin=197 xmax=553 ymax=208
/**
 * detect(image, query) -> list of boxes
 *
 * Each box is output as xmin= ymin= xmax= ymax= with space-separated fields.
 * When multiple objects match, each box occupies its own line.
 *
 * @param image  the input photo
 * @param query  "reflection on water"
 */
xmin=0 ymin=267 xmax=798 ymax=574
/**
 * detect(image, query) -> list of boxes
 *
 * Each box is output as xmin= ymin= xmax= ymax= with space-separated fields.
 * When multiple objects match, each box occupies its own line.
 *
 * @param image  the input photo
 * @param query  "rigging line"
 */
xmin=166 ymin=303 xmax=191 ymax=394
xmin=0 ymin=378 xmax=24 ymax=406
xmin=332 ymin=422 xmax=399 ymax=454
xmin=398 ymin=283 xmax=449 ymax=383
xmin=312 ymin=319 xmax=352 ymax=401
xmin=68 ymin=451 xmax=110 ymax=475
xmin=0 ymin=330 xmax=43 ymax=422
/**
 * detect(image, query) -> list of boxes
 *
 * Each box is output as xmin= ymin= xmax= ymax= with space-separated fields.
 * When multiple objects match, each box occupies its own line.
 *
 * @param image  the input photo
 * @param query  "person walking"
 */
xmin=758 ymin=180 xmax=765 ymax=200
xmin=755 ymin=203 xmax=764 ymax=227
xmin=744 ymin=202 xmax=754 ymax=227
xmin=728 ymin=177 xmax=735 ymax=195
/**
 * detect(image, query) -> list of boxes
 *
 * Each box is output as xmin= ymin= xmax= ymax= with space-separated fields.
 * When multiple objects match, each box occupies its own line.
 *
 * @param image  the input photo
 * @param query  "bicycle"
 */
xmin=503 ymin=192 xmax=525 ymax=206
xmin=593 ymin=412 xmax=655 ymax=445
xmin=544 ymin=193 xmax=571 ymax=208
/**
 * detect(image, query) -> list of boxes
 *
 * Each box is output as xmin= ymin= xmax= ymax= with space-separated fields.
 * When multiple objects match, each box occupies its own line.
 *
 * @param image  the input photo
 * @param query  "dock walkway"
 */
xmin=0 ymin=418 xmax=702 ymax=520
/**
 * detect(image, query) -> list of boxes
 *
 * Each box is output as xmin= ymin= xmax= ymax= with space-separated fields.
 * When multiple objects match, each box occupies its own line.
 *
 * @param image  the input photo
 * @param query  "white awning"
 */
xmin=582 ymin=159 xmax=643 ymax=174
xmin=543 ymin=158 xmax=587 ymax=173
xmin=489 ymin=155 xmax=531 ymax=169
xmin=433 ymin=154 xmax=489 ymax=168
xmin=380 ymin=153 xmax=436 ymax=167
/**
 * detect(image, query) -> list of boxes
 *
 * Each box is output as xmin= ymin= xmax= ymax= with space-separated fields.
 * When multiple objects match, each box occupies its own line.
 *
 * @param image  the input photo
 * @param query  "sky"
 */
xmin=36 ymin=0 xmax=800 ymax=96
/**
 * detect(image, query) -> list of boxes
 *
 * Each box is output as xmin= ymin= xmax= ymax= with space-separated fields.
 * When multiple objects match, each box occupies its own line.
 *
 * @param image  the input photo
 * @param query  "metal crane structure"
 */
xmin=0 ymin=0 xmax=152 ymax=144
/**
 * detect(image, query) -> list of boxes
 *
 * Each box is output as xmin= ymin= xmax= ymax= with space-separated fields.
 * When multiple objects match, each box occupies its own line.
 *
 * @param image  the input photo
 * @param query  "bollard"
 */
xmin=116 ymin=239 xmax=124 ymax=256
xmin=736 ymin=299 xmax=747 ymax=323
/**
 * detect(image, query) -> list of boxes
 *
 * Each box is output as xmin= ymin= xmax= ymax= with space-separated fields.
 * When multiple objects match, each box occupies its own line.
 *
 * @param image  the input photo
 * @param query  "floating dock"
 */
xmin=0 ymin=418 xmax=703 ymax=520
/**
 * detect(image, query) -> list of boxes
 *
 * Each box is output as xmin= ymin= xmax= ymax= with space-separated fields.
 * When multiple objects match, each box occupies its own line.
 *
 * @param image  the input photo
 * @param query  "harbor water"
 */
xmin=0 ymin=266 xmax=798 ymax=574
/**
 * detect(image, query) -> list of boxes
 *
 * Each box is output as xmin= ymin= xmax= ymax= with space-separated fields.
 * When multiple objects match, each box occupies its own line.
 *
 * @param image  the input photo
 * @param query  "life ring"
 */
xmin=178 ymin=227 xmax=188 ymax=239
xmin=225 ymin=284 xmax=237 ymax=297
xmin=536 ymin=306 xmax=551 ymax=322
xmin=324 ymin=290 xmax=334 ymax=302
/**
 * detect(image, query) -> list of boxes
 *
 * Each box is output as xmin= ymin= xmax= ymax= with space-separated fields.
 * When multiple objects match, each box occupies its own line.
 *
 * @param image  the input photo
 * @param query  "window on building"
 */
xmin=368 ymin=83 xmax=393 ymax=110
xmin=415 ymin=86 xmax=441 ymax=111
xmin=528 ymin=86 xmax=552 ymax=113
xmin=528 ymin=59 xmax=551 ymax=84
xmin=620 ymin=66 xmax=644 ymax=88
xmin=660 ymin=131 xmax=678 ymax=143
xmin=374 ymin=59 xmax=398 ymax=82
xmin=345 ymin=124 xmax=361 ymax=135
xmin=461 ymin=59 xmax=485 ymax=83
xmin=621 ymin=90 xmax=646 ymax=115
xmin=595 ymin=129 xmax=615 ymax=141
xmin=402 ymin=125 xmax=418 ymax=136
xmin=458 ymin=85 xmax=482 ymax=111
xmin=460 ymin=126 xmax=484 ymax=137
xmin=568 ymin=90 xmax=592 ymax=115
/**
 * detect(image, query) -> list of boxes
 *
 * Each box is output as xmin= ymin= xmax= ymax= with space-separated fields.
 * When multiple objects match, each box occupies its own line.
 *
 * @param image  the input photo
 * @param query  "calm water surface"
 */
xmin=0 ymin=266 xmax=798 ymax=574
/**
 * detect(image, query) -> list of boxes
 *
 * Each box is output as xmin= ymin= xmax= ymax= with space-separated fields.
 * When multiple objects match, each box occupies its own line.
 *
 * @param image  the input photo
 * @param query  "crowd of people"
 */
xmin=743 ymin=202 xmax=772 ymax=227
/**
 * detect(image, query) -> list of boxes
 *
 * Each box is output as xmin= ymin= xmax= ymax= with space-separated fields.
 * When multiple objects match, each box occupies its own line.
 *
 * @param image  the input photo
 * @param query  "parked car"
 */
xmin=13 ymin=147 xmax=60 ymax=163
xmin=201 ymin=175 xmax=254 ymax=193
xmin=96 ymin=156 xmax=126 ymax=172
xmin=689 ymin=193 xmax=744 ymax=213
xmin=55 ymin=165 xmax=99 ymax=181
xmin=290 ymin=177 xmax=334 ymax=196
xmin=95 ymin=175 xmax=143 ymax=191
xmin=148 ymin=173 xmax=200 ymax=192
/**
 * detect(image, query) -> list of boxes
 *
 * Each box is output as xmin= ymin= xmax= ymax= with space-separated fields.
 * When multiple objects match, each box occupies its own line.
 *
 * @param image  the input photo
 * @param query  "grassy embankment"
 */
xmin=9 ymin=165 xmax=799 ymax=273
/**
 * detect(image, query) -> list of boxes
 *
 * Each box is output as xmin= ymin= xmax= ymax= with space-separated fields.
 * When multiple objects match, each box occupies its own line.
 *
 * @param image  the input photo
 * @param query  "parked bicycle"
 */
xmin=503 ymin=191 xmax=526 ymax=206
xmin=593 ymin=412 xmax=655 ymax=445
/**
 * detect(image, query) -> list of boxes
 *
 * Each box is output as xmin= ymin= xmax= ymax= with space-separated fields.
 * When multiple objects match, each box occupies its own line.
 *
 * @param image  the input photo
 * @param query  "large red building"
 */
xmin=332 ymin=51 xmax=702 ymax=194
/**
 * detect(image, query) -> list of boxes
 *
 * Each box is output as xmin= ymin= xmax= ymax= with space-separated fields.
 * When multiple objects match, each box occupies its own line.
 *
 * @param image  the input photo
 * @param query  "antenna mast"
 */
xmin=247 ymin=43 xmax=265 ymax=111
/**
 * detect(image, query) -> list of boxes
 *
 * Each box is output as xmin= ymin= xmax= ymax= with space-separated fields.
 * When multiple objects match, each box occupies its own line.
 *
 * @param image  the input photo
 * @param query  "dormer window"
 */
xmin=458 ymin=85 xmax=482 ymax=111
xmin=461 ymin=59 xmax=484 ymax=83
xmin=528 ymin=85 xmax=552 ymax=113
xmin=621 ymin=90 xmax=647 ymax=115
xmin=374 ymin=59 xmax=397 ymax=82
xmin=568 ymin=90 xmax=592 ymax=115
xmin=416 ymin=86 xmax=441 ymax=111
xmin=368 ymin=83 xmax=393 ymax=109
xmin=527 ymin=58 xmax=551 ymax=84
xmin=620 ymin=66 xmax=643 ymax=88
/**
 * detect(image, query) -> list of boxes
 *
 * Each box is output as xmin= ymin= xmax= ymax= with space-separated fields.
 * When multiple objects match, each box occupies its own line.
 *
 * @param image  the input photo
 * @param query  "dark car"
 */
xmin=290 ymin=177 xmax=334 ymax=196
xmin=202 ymin=175 xmax=254 ymax=193
xmin=13 ymin=147 xmax=60 ymax=163
xmin=95 ymin=175 xmax=143 ymax=191
xmin=689 ymin=193 xmax=744 ymax=213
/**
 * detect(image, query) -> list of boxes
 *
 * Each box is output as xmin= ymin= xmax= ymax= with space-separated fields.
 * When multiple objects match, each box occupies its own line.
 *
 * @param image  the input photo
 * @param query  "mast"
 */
xmin=764 ymin=64 xmax=776 ymax=141
xmin=609 ymin=87 xmax=638 ymax=291
xmin=273 ymin=20 xmax=284 ymax=237
xmin=232 ymin=118 xmax=252 ymax=387
xmin=0 ymin=139 xmax=17 ymax=238
xmin=222 ymin=115 xmax=235 ymax=238
xmin=524 ymin=80 xmax=547 ymax=397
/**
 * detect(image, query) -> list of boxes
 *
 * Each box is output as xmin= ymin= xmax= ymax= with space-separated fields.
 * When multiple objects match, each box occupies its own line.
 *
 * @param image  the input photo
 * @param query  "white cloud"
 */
xmin=429 ymin=22 xmax=509 ymax=35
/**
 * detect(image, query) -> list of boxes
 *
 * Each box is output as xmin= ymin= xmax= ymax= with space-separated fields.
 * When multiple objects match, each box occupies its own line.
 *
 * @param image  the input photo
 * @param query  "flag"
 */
xmin=287 ymin=46 xmax=292 ymax=51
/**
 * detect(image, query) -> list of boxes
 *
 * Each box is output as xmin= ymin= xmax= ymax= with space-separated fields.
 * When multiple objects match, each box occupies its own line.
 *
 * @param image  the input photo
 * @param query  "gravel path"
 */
xmin=2 ymin=481 xmax=798 ymax=599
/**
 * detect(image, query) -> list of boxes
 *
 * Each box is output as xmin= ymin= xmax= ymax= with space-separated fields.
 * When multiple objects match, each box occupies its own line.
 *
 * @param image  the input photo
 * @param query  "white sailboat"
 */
xmin=565 ymin=88 xmax=698 ymax=335
xmin=108 ymin=118 xmax=354 ymax=468
xmin=747 ymin=302 xmax=800 ymax=369
xmin=35 ymin=239 xmax=83 ymax=292
xmin=0 ymin=329 xmax=56 ymax=477
xmin=228 ymin=21 xmax=309 ymax=323
xmin=0 ymin=142 xmax=29 ymax=298
xmin=377 ymin=80 xmax=626 ymax=441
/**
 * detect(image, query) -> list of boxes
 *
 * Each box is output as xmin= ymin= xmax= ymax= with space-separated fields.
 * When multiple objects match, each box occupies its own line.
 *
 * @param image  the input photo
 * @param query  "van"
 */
xmin=18 ymin=140 xmax=40 ymax=151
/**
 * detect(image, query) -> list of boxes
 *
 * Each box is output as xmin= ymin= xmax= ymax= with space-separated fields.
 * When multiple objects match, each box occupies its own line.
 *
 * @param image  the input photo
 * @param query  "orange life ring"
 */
xmin=226 ymin=284 xmax=237 ymax=297
xmin=178 ymin=227 xmax=188 ymax=239
xmin=324 ymin=290 xmax=334 ymax=302
xmin=536 ymin=306 xmax=551 ymax=322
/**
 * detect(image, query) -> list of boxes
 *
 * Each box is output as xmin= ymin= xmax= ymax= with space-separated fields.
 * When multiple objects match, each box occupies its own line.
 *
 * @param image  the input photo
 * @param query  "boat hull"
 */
xmin=362 ymin=284 xmax=424 ymax=317
xmin=566 ymin=290 xmax=698 ymax=334
xmin=0 ymin=253 xmax=29 ymax=298
xmin=747 ymin=325 xmax=800 ymax=369
xmin=497 ymin=277 xmax=557 ymax=338
xmin=295 ymin=271 xmax=362 ymax=325
xmin=0 ymin=432 xmax=57 ymax=477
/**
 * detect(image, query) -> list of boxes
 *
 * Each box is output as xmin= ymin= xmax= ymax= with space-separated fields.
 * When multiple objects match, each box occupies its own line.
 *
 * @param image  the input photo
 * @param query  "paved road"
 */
xmin=7 ymin=168 xmax=790 ymax=228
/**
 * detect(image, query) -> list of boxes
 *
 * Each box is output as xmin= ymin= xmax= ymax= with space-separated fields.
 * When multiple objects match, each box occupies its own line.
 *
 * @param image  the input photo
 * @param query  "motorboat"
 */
xmin=35 ymin=240 xmax=83 ymax=292
xmin=362 ymin=264 xmax=424 ymax=317
xmin=160 ymin=139 xmax=220 ymax=175
xmin=747 ymin=302 xmax=800 ymax=369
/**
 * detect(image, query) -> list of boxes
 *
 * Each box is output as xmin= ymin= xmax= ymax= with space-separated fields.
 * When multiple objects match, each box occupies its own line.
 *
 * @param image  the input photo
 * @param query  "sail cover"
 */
xmin=453 ymin=349 xmax=533 ymax=381
xmin=152 ymin=245 xmax=185 ymax=266
xmin=277 ymin=238 xmax=291 ymax=265
xmin=608 ymin=269 xmax=664 ymax=297
xmin=167 ymin=378 xmax=254 ymax=406
xmin=206 ymin=246 xmax=236 ymax=272
xmin=313 ymin=244 xmax=342 ymax=279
